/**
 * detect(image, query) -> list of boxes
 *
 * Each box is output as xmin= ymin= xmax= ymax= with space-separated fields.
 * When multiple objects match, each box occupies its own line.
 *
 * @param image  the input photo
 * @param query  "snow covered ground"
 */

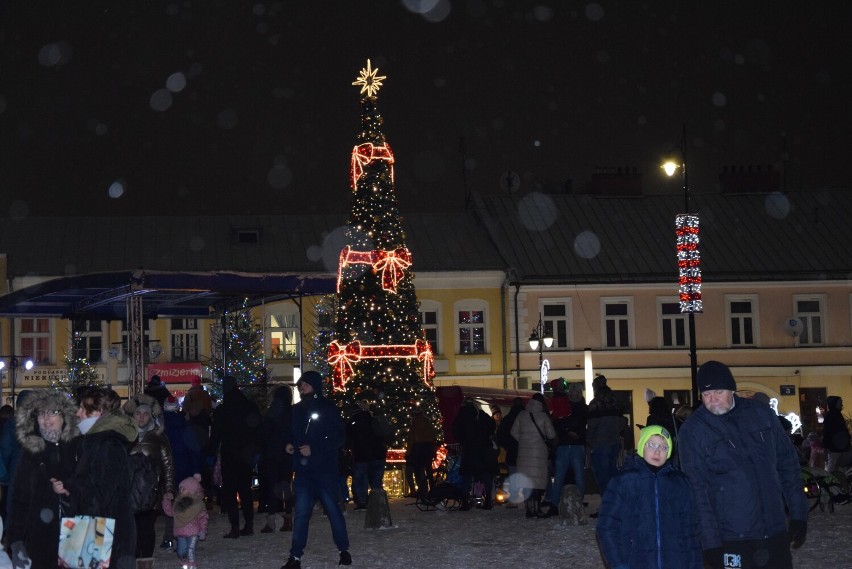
xmin=153 ymin=495 xmax=852 ymax=569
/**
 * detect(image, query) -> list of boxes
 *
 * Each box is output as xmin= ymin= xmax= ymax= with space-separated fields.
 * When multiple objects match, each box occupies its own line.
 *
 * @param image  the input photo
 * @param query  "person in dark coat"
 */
xmin=52 ymin=387 xmax=137 ymax=569
xmin=452 ymin=397 xmax=497 ymax=510
xmin=406 ymin=408 xmax=438 ymax=500
xmin=823 ymin=395 xmax=852 ymax=473
xmin=209 ymin=376 xmax=262 ymax=538
xmin=494 ymin=397 xmax=524 ymax=506
xmin=587 ymin=375 xmax=626 ymax=502
xmin=678 ymin=361 xmax=808 ymax=569
xmin=122 ymin=394 xmax=176 ymax=562
xmin=546 ymin=382 xmax=588 ymax=514
xmin=282 ymin=371 xmax=350 ymax=569
xmin=597 ymin=425 xmax=702 ymax=569
xmin=6 ymin=390 xmax=79 ymax=569
xmin=143 ymin=375 xmax=172 ymax=408
xmin=646 ymin=396 xmax=678 ymax=461
xmin=345 ymin=396 xmax=388 ymax=509
xmin=259 ymin=385 xmax=294 ymax=533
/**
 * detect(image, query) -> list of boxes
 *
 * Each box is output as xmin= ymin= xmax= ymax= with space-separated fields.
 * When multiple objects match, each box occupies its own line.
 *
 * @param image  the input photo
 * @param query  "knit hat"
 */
xmin=147 ymin=375 xmax=162 ymax=388
xmin=637 ymin=425 xmax=673 ymax=459
xmin=190 ymin=375 xmax=202 ymax=386
xmin=697 ymin=360 xmax=737 ymax=392
xmin=178 ymin=473 xmax=204 ymax=497
xmin=163 ymin=396 xmax=180 ymax=412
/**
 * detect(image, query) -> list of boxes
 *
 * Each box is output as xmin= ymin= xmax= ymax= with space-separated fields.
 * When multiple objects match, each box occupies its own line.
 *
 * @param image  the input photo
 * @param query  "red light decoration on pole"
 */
xmin=675 ymin=213 xmax=703 ymax=313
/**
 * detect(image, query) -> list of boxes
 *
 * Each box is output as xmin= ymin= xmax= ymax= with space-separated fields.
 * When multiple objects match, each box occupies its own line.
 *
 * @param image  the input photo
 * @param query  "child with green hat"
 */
xmin=596 ymin=425 xmax=701 ymax=569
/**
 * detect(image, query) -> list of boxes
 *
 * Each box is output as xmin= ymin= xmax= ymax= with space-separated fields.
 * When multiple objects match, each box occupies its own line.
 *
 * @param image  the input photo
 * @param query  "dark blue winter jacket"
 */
xmin=596 ymin=454 xmax=702 ymax=569
xmin=290 ymin=374 xmax=345 ymax=476
xmin=678 ymin=396 xmax=808 ymax=549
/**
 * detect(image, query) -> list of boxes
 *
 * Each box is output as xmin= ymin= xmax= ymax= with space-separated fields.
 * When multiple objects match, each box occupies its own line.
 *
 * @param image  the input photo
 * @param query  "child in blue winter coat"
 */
xmin=596 ymin=425 xmax=701 ymax=569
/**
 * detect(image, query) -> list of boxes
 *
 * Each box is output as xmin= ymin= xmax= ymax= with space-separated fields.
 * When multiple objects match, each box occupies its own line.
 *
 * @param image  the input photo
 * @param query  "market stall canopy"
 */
xmin=0 ymin=270 xmax=336 ymax=320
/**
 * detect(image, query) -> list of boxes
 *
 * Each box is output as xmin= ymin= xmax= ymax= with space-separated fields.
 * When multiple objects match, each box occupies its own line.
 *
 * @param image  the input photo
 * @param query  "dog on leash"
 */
xmin=558 ymin=484 xmax=587 ymax=526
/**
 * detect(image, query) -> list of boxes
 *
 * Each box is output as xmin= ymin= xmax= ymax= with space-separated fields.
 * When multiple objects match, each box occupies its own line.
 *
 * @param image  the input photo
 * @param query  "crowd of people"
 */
xmin=0 ymin=359 xmax=837 ymax=569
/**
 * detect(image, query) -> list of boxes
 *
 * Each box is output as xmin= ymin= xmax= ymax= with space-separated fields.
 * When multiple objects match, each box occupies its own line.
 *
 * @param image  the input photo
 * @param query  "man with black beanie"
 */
xmin=678 ymin=360 xmax=808 ymax=569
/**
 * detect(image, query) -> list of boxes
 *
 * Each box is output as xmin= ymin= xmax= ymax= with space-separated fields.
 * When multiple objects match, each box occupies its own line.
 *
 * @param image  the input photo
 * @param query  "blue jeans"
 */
xmin=590 ymin=442 xmax=621 ymax=497
xmin=548 ymin=445 xmax=586 ymax=504
xmin=351 ymin=459 xmax=385 ymax=506
xmin=290 ymin=473 xmax=350 ymax=559
xmin=175 ymin=536 xmax=198 ymax=562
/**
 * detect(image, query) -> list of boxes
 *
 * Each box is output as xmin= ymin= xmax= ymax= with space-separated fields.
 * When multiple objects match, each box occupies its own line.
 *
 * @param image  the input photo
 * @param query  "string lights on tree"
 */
xmin=328 ymin=59 xmax=442 ymax=455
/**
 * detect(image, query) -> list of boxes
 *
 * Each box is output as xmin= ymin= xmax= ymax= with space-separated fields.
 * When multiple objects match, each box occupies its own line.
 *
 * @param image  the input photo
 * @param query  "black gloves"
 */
xmin=789 ymin=519 xmax=807 ymax=549
xmin=702 ymin=547 xmax=723 ymax=569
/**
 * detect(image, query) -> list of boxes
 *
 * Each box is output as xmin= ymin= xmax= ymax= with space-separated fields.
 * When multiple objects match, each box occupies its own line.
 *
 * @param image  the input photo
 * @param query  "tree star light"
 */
xmin=352 ymin=59 xmax=387 ymax=97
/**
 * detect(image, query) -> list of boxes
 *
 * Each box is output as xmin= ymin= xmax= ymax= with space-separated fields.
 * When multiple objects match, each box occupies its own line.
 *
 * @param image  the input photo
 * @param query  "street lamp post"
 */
xmin=0 ymin=355 xmax=35 ymax=407
xmin=528 ymin=313 xmax=554 ymax=394
xmin=663 ymin=124 xmax=702 ymax=404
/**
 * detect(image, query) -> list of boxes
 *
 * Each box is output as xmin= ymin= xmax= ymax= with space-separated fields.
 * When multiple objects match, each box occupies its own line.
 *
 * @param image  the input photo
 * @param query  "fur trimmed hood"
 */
xmin=122 ymin=393 xmax=165 ymax=435
xmin=15 ymin=389 xmax=79 ymax=454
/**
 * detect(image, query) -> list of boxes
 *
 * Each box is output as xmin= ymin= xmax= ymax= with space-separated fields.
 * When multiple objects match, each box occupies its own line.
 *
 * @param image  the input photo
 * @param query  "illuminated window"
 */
xmin=456 ymin=300 xmax=487 ymax=354
xmin=268 ymin=311 xmax=300 ymax=359
xmin=795 ymin=295 xmax=825 ymax=346
xmin=18 ymin=318 xmax=52 ymax=364
xmin=659 ymin=299 xmax=688 ymax=348
xmin=171 ymin=318 xmax=199 ymax=361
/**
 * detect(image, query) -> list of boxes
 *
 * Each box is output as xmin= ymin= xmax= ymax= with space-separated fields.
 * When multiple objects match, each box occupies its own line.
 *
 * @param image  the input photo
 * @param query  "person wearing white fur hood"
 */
xmin=6 ymin=389 xmax=79 ymax=569
xmin=123 ymin=394 xmax=175 ymax=567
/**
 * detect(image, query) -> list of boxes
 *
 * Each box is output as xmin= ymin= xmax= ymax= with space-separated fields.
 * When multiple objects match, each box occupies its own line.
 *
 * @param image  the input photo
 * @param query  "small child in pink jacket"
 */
xmin=163 ymin=474 xmax=209 ymax=569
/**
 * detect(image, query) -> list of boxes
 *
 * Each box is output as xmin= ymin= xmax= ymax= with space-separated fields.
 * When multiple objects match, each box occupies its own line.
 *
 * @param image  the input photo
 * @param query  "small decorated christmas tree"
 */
xmin=206 ymin=302 xmax=270 ymax=406
xmin=53 ymin=331 xmax=106 ymax=396
xmin=328 ymin=60 xmax=442 ymax=451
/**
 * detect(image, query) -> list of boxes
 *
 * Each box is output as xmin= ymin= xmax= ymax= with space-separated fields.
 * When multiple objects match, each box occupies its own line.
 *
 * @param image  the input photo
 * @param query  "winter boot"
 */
xmin=282 ymin=557 xmax=301 ymax=569
xmin=222 ymin=526 xmax=240 ymax=539
xmin=525 ymin=498 xmax=536 ymax=519
xmin=280 ymin=514 xmax=293 ymax=532
xmin=339 ymin=551 xmax=352 ymax=566
xmin=239 ymin=521 xmax=254 ymax=536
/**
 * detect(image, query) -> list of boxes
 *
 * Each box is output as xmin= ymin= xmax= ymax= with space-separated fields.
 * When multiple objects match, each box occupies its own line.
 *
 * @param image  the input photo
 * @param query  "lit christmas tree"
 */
xmin=53 ymin=331 xmax=106 ymax=396
xmin=206 ymin=302 xmax=270 ymax=406
xmin=328 ymin=60 xmax=442 ymax=453
xmin=307 ymin=294 xmax=336 ymax=378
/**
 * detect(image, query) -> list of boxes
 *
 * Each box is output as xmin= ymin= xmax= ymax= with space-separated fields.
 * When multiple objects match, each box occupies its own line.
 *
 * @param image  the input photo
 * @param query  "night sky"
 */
xmin=1 ymin=1 xmax=849 ymax=218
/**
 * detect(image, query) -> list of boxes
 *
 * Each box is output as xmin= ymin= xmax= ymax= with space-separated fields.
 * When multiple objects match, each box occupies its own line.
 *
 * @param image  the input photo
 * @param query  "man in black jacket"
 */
xmin=679 ymin=361 xmax=808 ymax=569
xmin=545 ymin=382 xmax=588 ymax=515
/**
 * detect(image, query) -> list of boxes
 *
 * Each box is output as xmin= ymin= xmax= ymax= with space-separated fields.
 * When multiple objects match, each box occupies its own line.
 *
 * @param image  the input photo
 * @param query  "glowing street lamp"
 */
xmin=0 ymin=356 xmax=36 ymax=407
xmin=663 ymin=124 xmax=702 ymax=403
xmin=529 ymin=313 xmax=554 ymax=394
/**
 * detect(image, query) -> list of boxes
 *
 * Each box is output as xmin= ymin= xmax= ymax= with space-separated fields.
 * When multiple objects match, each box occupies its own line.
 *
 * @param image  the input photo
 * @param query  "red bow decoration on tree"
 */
xmin=373 ymin=248 xmax=412 ymax=292
xmin=415 ymin=339 xmax=435 ymax=385
xmin=328 ymin=340 xmax=362 ymax=391
xmin=350 ymin=142 xmax=395 ymax=190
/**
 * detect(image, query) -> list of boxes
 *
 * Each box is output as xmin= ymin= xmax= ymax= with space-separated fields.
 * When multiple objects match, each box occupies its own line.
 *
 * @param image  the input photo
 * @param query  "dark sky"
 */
xmin=1 ymin=1 xmax=849 ymax=218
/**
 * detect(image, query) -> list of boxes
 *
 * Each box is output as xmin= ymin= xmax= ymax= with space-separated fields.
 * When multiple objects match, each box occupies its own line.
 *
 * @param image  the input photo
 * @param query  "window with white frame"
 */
xmin=602 ymin=298 xmax=633 ymax=349
xmin=18 ymin=318 xmax=52 ymax=364
xmin=171 ymin=318 xmax=199 ymax=361
xmin=267 ymin=310 xmax=300 ymax=359
xmin=541 ymin=299 xmax=571 ymax=349
xmin=419 ymin=300 xmax=441 ymax=355
xmin=75 ymin=320 xmax=105 ymax=363
xmin=658 ymin=298 xmax=688 ymax=348
xmin=456 ymin=300 xmax=486 ymax=354
xmin=795 ymin=295 xmax=825 ymax=346
xmin=119 ymin=320 xmax=152 ymax=363
xmin=727 ymin=296 xmax=757 ymax=347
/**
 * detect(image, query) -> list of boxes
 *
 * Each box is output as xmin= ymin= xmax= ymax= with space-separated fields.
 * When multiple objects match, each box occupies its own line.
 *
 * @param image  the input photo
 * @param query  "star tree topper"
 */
xmin=352 ymin=59 xmax=387 ymax=97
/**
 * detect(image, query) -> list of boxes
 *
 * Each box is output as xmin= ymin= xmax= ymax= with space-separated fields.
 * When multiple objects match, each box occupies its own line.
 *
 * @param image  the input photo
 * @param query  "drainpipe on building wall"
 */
xmin=513 ymin=284 xmax=521 ymax=391
xmin=501 ymin=278 xmax=508 ymax=390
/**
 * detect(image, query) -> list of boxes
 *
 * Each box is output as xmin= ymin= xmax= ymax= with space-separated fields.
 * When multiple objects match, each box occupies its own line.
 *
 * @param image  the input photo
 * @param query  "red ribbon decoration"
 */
xmin=415 ymin=338 xmax=435 ymax=383
xmin=337 ymin=246 xmax=413 ymax=294
xmin=350 ymin=142 xmax=395 ymax=190
xmin=374 ymin=248 xmax=412 ymax=292
xmin=328 ymin=340 xmax=362 ymax=391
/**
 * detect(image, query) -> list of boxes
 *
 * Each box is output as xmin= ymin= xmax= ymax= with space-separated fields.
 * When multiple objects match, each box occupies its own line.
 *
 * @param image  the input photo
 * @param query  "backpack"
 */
xmin=128 ymin=451 xmax=159 ymax=513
